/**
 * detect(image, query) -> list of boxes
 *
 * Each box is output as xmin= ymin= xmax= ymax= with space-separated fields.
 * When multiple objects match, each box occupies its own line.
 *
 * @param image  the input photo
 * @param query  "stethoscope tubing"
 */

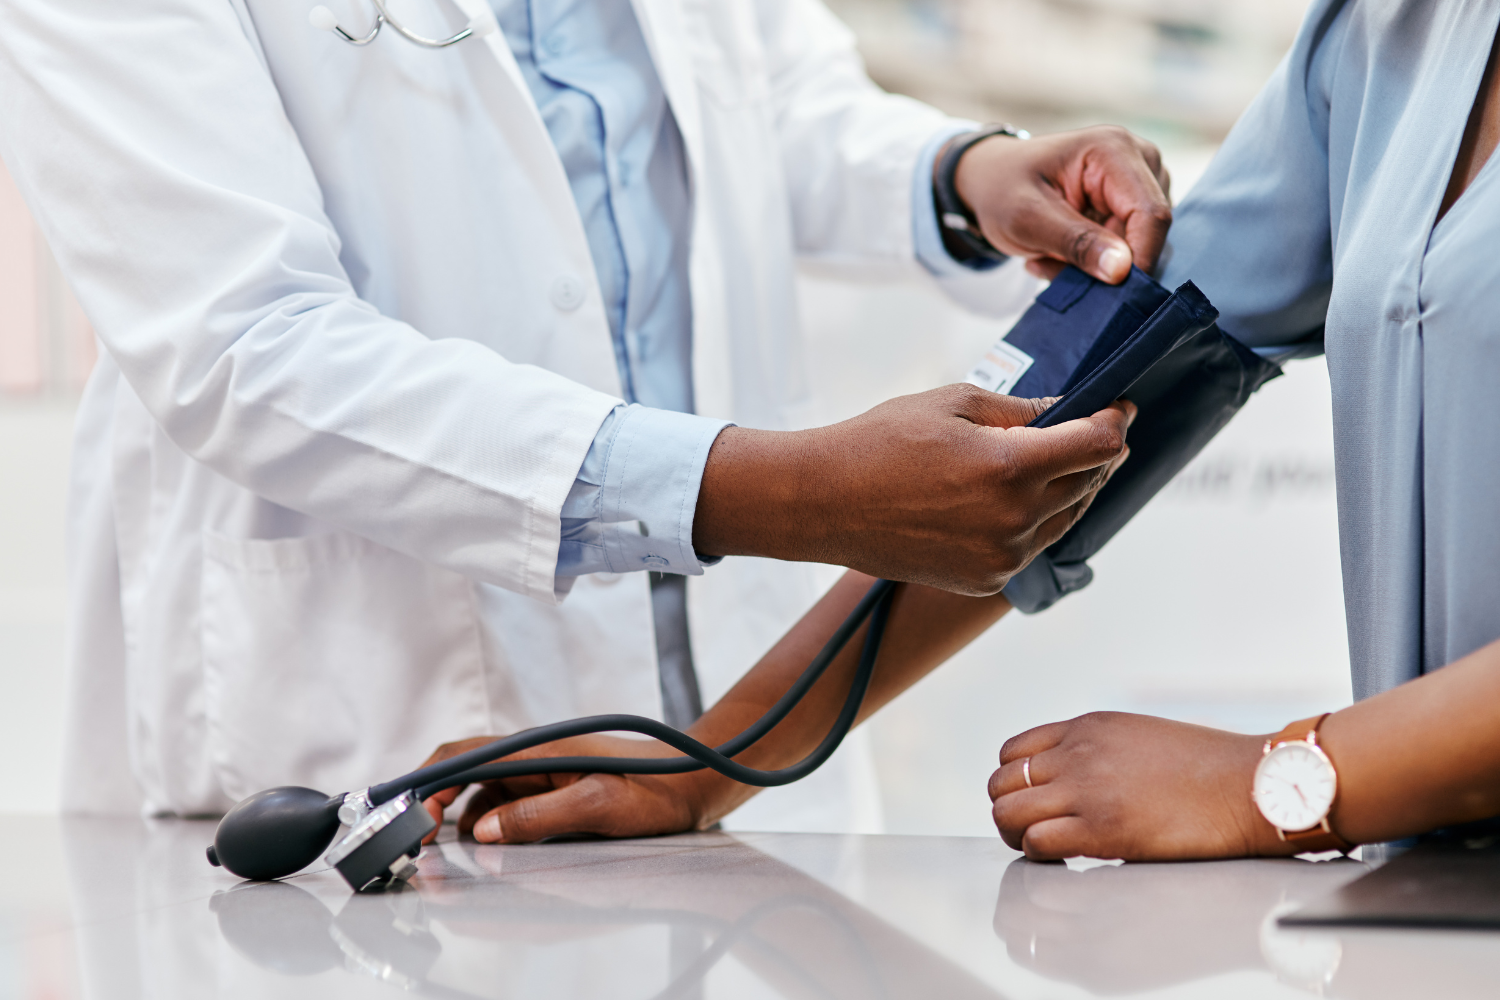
xmin=368 ymin=579 xmax=898 ymax=805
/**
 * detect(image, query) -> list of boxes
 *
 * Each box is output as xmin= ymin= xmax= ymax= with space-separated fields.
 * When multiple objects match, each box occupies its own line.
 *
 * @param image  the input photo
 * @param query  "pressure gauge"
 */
xmin=326 ymin=790 xmax=435 ymax=892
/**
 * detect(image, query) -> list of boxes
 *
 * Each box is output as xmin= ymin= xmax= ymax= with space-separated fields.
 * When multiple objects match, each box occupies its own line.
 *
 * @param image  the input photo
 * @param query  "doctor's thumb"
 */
xmin=1052 ymin=217 xmax=1133 ymax=285
xmin=1003 ymin=188 xmax=1135 ymax=285
xmin=471 ymin=781 xmax=605 ymax=844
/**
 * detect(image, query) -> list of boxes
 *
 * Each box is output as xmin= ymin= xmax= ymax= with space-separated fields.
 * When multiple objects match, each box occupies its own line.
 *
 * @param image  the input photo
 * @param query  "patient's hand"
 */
xmin=987 ymin=713 xmax=1290 ymax=861
xmin=417 ymin=734 xmax=719 ymax=845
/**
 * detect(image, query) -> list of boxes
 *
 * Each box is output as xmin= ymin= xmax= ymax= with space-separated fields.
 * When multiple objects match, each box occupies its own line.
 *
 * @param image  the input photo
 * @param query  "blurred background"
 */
xmin=0 ymin=0 xmax=1337 ymax=839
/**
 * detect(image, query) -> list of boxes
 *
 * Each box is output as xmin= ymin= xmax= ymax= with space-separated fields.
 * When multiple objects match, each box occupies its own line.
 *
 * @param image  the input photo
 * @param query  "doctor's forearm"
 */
xmin=684 ymin=570 xmax=1011 ymax=822
xmin=690 ymin=388 xmax=1131 ymax=597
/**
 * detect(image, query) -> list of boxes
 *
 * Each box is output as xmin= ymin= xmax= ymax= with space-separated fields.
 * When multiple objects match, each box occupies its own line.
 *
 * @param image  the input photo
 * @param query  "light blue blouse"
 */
xmin=1159 ymin=0 xmax=1500 ymax=698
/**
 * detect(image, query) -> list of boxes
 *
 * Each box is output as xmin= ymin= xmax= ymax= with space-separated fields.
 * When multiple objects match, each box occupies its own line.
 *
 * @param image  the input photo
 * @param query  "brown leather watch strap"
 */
xmin=1281 ymin=824 xmax=1353 ymax=854
xmin=1262 ymin=713 xmax=1354 ymax=854
xmin=1263 ymin=713 xmax=1332 ymax=752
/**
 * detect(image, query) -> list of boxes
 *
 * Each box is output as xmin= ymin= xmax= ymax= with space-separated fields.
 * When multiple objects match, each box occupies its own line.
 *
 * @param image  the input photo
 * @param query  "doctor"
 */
xmin=0 ymin=0 xmax=1168 ymax=825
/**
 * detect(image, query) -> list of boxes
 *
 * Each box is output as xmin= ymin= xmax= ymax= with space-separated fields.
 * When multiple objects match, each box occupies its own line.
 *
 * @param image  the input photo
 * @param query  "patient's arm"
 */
xmin=421 ymin=570 xmax=1014 ymax=843
xmin=988 ymin=636 xmax=1500 ymax=861
xmin=419 ymin=399 xmax=1131 ymax=844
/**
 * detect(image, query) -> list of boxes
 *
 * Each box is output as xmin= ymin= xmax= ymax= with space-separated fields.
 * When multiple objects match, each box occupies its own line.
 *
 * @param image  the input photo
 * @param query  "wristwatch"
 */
xmin=1252 ymin=713 xmax=1352 ymax=853
xmin=933 ymin=123 xmax=1029 ymax=264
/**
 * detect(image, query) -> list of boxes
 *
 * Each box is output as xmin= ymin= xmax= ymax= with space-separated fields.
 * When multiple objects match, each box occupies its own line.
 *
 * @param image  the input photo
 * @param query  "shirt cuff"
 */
xmin=912 ymin=120 xmax=1006 ymax=278
xmin=556 ymin=403 xmax=732 ymax=590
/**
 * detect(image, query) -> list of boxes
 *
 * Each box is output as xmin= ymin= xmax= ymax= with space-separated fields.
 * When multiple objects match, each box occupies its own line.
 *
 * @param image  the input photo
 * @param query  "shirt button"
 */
xmin=543 ymin=29 xmax=566 ymax=56
xmin=550 ymin=274 xmax=585 ymax=312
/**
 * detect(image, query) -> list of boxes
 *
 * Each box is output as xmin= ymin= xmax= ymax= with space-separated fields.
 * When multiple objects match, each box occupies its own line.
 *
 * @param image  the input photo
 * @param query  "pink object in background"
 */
xmin=0 ymin=159 xmax=95 ymax=397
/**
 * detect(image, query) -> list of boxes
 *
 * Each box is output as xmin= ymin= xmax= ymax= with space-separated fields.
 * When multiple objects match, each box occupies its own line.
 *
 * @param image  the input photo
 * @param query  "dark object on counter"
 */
xmin=1281 ymin=838 xmax=1500 ymax=929
xmin=209 ymin=786 xmax=343 ymax=882
xmin=325 ymin=791 xmax=435 ymax=892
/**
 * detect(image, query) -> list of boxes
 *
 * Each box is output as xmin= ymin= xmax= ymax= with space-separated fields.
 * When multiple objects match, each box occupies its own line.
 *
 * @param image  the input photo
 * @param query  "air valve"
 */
xmin=325 ymin=790 xmax=435 ymax=891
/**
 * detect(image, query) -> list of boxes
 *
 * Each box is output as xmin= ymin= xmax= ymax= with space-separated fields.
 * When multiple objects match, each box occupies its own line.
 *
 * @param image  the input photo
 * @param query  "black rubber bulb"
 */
xmin=208 ymin=786 xmax=344 ymax=881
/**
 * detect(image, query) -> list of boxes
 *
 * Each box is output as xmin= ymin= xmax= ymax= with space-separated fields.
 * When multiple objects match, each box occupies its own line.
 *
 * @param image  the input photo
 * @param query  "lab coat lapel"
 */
xmin=448 ymin=0 xmax=541 ymax=133
xmin=628 ymin=0 xmax=735 ymax=422
xmin=451 ymin=0 xmax=706 ymax=221
xmin=444 ymin=0 xmax=623 ymax=398
xmin=627 ymin=0 xmax=706 ymax=179
xmin=451 ymin=0 xmax=731 ymax=418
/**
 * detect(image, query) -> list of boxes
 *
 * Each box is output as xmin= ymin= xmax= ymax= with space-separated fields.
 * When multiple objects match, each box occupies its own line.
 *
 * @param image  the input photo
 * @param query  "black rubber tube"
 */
xmin=366 ymin=579 xmax=897 ymax=805
xmin=418 ymin=580 xmax=894 ymax=796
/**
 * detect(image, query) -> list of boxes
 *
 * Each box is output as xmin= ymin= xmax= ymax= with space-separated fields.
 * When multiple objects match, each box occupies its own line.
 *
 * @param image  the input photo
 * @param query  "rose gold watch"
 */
xmin=1251 ymin=713 xmax=1353 ymax=854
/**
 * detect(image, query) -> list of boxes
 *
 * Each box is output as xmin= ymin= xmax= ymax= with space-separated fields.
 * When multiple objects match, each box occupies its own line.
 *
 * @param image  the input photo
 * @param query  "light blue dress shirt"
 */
xmin=494 ymin=0 xmax=975 ymax=586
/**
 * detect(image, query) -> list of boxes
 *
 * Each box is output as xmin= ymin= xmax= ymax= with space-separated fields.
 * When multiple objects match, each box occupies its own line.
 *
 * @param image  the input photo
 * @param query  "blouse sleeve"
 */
xmin=1157 ymin=0 xmax=1353 ymax=358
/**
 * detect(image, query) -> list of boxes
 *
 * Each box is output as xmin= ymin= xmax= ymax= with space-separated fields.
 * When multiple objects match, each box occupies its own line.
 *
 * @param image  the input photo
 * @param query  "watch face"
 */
xmin=1253 ymin=741 xmax=1337 ymax=833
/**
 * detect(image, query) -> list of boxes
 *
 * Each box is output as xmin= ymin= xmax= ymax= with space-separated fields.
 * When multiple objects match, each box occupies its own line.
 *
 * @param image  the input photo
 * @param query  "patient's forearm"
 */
xmin=685 ymin=570 xmax=1011 ymax=822
xmin=1321 ymin=636 xmax=1500 ymax=844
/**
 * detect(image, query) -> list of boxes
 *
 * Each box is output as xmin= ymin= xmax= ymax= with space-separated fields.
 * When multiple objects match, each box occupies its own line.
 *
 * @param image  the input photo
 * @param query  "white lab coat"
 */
xmin=0 ymin=0 xmax=972 ymax=822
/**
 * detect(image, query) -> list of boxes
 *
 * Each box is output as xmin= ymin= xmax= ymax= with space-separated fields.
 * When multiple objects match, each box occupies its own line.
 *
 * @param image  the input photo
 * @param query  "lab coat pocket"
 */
xmin=201 ymin=530 xmax=490 ymax=803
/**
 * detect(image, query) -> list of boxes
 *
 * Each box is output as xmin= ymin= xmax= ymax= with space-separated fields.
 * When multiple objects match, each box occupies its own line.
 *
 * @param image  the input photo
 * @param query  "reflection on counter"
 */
xmin=2 ymin=816 xmax=1494 ymax=999
xmin=60 ymin=818 xmax=1002 ymax=1000
xmin=991 ymin=854 xmax=1500 ymax=998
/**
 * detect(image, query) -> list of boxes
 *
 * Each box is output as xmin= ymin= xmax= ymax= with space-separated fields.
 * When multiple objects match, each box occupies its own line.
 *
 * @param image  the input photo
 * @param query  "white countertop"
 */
xmin=4 ymin=815 xmax=1497 ymax=999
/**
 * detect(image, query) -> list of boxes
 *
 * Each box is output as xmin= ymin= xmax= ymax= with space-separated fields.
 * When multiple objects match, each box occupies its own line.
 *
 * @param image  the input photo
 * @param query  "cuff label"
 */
xmin=965 ymin=338 xmax=1035 ymax=395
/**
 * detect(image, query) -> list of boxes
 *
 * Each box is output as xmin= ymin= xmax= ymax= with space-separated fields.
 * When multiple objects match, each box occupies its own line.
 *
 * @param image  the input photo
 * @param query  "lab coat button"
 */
xmin=550 ymin=275 xmax=585 ymax=312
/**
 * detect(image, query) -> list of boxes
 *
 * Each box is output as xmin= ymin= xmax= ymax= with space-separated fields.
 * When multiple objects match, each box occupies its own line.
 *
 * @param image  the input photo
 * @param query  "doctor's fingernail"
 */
xmin=1098 ymin=245 xmax=1130 ymax=280
xmin=474 ymin=814 xmax=503 ymax=842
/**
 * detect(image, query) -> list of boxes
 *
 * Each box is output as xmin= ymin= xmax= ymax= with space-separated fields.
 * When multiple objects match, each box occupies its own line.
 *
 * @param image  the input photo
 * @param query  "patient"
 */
xmin=423 ymin=1 xmax=1500 ymax=853
xmin=988 ymin=0 xmax=1500 ymax=860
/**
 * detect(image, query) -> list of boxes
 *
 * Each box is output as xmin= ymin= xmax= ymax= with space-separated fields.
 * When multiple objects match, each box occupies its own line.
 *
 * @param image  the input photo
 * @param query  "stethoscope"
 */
xmin=308 ymin=1 xmax=496 ymax=49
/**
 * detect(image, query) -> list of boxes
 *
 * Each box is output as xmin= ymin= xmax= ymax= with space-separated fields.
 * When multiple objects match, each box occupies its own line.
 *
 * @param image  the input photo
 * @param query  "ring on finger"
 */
xmin=1023 ymin=756 xmax=1033 ymax=789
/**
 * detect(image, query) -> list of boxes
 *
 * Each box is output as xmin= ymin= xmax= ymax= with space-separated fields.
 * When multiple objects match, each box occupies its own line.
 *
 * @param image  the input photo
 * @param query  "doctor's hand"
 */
xmin=694 ymin=386 xmax=1134 ymax=596
xmin=417 ymin=733 xmax=717 ymax=845
xmin=948 ymin=125 xmax=1173 ymax=283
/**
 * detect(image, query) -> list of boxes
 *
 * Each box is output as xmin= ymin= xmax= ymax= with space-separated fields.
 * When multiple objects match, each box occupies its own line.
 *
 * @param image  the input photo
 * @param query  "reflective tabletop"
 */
xmin=4 ymin=816 xmax=1498 ymax=999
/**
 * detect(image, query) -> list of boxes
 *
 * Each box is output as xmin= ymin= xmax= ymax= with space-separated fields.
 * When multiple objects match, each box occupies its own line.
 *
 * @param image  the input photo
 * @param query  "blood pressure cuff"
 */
xmin=998 ymin=266 xmax=1283 ymax=613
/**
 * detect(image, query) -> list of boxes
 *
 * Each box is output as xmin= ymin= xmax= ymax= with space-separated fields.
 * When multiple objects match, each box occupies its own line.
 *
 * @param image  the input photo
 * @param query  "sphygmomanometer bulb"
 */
xmin=210 ymin=786 xmax=345 ymax=882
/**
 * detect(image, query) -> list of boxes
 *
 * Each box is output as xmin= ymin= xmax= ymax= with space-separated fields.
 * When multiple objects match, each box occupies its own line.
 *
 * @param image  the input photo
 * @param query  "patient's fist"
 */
xmin=987 ymin=712 xmax=1286 ymax=861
